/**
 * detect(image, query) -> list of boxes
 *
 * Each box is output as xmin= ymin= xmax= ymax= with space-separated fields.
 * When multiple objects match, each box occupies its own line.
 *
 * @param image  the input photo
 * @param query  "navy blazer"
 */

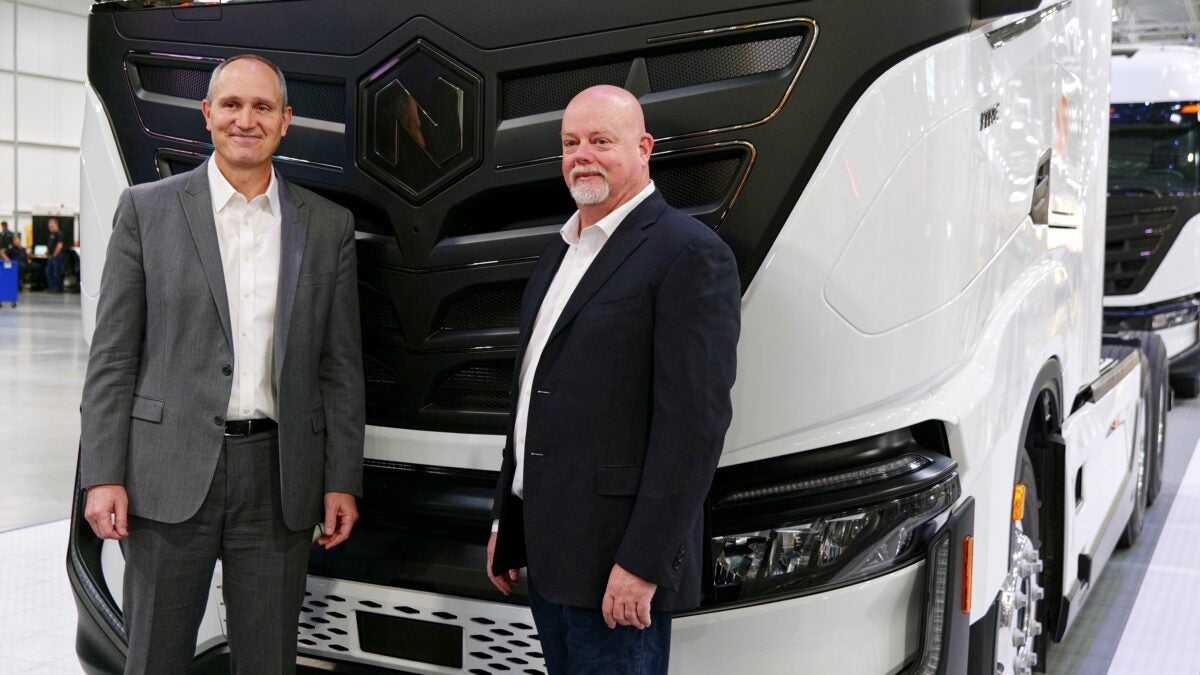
xmin=491 ymin=190 xmax=741 ymax=612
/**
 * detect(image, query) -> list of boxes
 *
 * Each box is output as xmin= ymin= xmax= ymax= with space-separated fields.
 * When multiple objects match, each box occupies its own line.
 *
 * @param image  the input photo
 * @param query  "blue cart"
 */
xmin=0 ymin=260 xmax=18 ymax=307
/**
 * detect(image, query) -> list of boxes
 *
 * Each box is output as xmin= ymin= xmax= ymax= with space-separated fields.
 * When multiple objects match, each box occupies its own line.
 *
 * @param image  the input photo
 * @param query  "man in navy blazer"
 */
xmin=486 ymin=85 xmax=741 ymax=673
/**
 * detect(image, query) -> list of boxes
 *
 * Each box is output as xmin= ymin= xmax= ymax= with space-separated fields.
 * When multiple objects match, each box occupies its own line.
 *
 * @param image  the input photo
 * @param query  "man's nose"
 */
xmin=235 ymin=107 xmax=255 ymax=128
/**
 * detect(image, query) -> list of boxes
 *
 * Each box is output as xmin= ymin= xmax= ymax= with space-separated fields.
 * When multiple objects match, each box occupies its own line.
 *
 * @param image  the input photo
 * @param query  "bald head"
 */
xmin=560 ymin=86 xmax=654 ymax=227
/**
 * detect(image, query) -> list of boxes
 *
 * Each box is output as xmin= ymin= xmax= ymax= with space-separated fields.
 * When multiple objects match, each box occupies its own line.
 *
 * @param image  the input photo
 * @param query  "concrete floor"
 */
xmin=0 ymin=292 xmax=89 ymax=532
xmin=2 ymin=290 xmax=1200 ymax=673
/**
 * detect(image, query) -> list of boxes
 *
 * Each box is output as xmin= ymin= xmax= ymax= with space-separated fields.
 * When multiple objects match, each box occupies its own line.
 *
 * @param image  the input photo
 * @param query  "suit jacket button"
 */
xmin=222 ymin=365 xmax=232 ymax=376
xmin=672 ymin=560 xmax=682 ymax=571
xmin=213 ymin=416 xmax=223 ymax=426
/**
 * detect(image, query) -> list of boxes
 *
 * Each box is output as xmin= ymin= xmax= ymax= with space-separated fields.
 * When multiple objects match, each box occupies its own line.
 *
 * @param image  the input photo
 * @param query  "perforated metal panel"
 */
xmin=268 ymin=575 xmax=547 ymax=673
xmin=137 ymin=64 xmax=210 ymax=100
xmin=656 ymin=156 xmax=743 ymax=211
xmin=646 ymin=35 xmax=805 ymax=91
xmin=430 ymin=365 xmax=513 ymax=410
xmin=502 ymin=61 xmax=630 ymax=119
xmin=440 ymin=283 xmax=525 ymax=331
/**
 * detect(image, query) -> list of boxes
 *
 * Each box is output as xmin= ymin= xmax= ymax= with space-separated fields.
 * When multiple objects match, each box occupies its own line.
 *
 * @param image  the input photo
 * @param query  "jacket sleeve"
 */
xmin=79 ymin=188 xmax=146 ymax=489
xmin=318 ymin=209 xmax=366 ymax=496
xmin=614 ymin=231 xmax=741 ymax=591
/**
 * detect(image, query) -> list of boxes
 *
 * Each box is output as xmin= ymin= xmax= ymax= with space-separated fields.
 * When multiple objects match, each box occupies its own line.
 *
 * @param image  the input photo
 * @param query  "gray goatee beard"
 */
xmin=569 ymin=167 xmax=610 ymax=205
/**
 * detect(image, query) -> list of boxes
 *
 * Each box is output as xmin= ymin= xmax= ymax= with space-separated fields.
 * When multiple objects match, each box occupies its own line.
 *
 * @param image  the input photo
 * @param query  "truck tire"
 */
xmin=994 ymin=447 xmax=1045 ymax=675
xmin=1170 ymin=373 xmax=1200 ymax=399
xmin=1138 ymin=333 xmax=1169 ymax=506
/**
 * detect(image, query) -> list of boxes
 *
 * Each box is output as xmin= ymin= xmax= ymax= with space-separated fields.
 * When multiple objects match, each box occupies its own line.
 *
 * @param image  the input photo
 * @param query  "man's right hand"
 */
xmin=84 ymin=484 xmax=130 ymax=540
xmin=486 ymin=532 xmax=520 ymax=595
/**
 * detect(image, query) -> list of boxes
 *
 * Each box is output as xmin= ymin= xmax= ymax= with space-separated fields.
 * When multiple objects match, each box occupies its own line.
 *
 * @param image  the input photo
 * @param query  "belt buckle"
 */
xmin=224 ymin=420 xmax=250 ymax=437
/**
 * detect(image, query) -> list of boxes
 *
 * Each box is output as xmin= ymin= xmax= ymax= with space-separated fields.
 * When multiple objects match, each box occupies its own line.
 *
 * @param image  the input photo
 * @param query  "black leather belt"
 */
xmin=224 ymin=418 xmax=278 ymax=437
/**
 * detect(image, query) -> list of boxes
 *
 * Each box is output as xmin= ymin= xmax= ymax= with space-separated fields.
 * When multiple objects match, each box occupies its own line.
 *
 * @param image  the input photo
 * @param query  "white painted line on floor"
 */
xmin=1108 ymin=434 xmax=1200 ymax=675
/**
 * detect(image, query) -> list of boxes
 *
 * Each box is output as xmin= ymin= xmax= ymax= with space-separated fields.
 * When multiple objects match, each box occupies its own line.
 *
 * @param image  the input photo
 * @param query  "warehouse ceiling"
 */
xmin=1114 ymin=0 xmax=1200 ymax=42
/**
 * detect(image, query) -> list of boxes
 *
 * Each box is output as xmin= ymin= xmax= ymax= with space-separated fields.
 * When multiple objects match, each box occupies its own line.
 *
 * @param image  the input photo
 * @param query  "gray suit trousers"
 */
xmin=120 ymin=430 xmax=310 ymax=674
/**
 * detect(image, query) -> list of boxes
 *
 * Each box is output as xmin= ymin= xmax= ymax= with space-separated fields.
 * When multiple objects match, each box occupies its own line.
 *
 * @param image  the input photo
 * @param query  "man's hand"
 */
xmin=317 ymin=492 xmax=358 ymax=549
xmin=602 ymin=563 xmax=657 ymax=630
xmin=486 ymin=532 xmax=520 ymax=595
xmin=84 ymin=484 xmax=129 ymax=540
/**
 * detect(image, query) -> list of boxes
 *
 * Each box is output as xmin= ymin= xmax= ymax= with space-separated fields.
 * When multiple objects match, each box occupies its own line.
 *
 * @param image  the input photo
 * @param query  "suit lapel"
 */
xmin=546 ymin=191 xmax=663 ymax=343
xmin=180 ymin=165 xmax=233 ymax=350
xmin=274 ymin=179 xmax=307 ymax=384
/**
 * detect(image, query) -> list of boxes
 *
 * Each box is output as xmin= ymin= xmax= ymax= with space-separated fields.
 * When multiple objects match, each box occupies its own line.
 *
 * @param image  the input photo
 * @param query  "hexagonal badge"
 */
xmin=359 ymin=40 xmax=482 ymax=202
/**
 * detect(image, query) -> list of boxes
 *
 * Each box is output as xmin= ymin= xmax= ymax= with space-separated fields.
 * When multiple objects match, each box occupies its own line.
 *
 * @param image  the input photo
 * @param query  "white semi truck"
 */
xmin=71 ymin=0 xmax=1168 ymax=673
xmin=1104 ymin=45 xmax=1200 ymax=406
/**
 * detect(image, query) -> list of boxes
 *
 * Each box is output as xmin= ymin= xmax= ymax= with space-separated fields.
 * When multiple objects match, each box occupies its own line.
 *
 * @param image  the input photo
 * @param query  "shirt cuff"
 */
xmin=491 ymin=519 xmax=500 ymax=533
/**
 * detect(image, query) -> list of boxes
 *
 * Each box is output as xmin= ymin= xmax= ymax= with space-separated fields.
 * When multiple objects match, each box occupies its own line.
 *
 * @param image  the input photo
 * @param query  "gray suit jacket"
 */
xmin=80 ymin=162 xmax=365 ymax=530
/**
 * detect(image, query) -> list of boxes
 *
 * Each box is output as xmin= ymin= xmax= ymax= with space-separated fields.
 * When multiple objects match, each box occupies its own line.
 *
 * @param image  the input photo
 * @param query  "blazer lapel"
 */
xmin=180 ymin=165 xmax=233 ymax=350
xmin=274 ymin=179 xmax=307 ymax=385
xmin=546 ymin=191 xmax=663 ymax=343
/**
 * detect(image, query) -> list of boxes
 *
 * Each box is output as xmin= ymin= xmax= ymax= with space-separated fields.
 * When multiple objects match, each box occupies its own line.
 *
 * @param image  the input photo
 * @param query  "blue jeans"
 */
xmin=528 ymin=582 xmax=671 ymax=675
xmin=45 ymin=254 xmax=63 ymax=291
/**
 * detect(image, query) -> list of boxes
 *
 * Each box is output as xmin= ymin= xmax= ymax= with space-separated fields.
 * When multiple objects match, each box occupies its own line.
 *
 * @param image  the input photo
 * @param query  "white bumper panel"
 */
xmin=1156 ymin=320 xmax=1199 ymax=359
xmin=206 ymin=562 xmax=924 ymax=674
xmin=672 ymin=562 xmax=923 ymax=675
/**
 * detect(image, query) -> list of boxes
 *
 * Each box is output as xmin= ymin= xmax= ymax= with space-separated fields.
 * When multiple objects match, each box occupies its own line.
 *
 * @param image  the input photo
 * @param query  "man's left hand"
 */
xmin=317 ymin=492 xmax=358 ymax=549
xmin=602 ymin=563 xmax=657 ymax=630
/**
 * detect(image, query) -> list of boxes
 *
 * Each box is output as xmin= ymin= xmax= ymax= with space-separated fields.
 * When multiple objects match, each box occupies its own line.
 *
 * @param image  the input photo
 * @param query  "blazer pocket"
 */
xmin=298 ymin=271 xmax=334 ymax=287
xmin=311 ymin=406 xmax=326 ymax=434
xmin=130 ymin=395 xmax=164 ymax=423
xmin=596 ymin=464 xmax=642 ymax=496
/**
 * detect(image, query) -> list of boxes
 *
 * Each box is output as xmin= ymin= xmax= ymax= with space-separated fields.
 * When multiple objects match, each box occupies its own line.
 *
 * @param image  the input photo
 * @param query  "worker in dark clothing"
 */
xmin=44 ymin=218 xmax=66 ymax=292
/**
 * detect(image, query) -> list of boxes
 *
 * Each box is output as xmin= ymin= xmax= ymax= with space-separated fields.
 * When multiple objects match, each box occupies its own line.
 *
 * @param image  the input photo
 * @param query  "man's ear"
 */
xmin=280 ymin=106 xmax=294 ymax=138
xmin=640 ymin=132 xmax=654 ymax=162
xmin=201 ymin=99 xmax=213 ymax=131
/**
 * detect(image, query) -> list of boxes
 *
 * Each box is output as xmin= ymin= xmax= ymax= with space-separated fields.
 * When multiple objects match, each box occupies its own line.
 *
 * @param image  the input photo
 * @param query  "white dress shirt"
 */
xmin=510 ymin=181 xmax=657 ymax=500
xmin=207 ymin=158 xmax=282 ymax=422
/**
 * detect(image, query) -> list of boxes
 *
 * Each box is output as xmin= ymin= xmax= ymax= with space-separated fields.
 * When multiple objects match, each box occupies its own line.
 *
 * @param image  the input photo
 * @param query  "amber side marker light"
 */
xmin=1012 ymin=483 xmax=1026 ymax=522
xmin=1182 ymin=103 xmax=1200 ymax=114
xmin=962 ymin=536 xmax=974 ymax=614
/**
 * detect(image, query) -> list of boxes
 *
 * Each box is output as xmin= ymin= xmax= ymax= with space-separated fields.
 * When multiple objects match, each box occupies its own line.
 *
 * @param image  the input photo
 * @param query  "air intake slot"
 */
xmin=130 ymin=55 xmax=347 ymax=123
xmin=429 ymin=364 xmax=513 ymax=411
xmin=1104 ymin=200 xmax=1185 ymax=295
xmin=500 ymin=30 xmax=808 ymax=120
xmin=439 ymin=282 xmax=525 ymax=332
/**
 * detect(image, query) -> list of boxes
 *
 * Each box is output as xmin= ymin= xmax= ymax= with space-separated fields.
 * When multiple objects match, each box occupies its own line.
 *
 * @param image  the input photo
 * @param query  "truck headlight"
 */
xmin=706 ymin=427 xmax=960 ymax=605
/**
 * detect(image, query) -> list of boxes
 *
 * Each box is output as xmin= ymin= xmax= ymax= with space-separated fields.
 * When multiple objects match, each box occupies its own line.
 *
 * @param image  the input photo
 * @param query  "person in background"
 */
xmin=0 ymin=221 xmax=13 ymax=249
xmin=44 ymin=218 xmax=65 ymax=292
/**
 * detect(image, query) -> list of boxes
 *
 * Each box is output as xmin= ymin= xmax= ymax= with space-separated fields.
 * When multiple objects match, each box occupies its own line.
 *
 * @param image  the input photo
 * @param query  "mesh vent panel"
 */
xmin=502 ymin=61 xmax=630 ymax=119
xmin=431 ymin=365 xmax=512 ymax=410
xmin=138 ymin=64 xmax=210 ymax=100
xmin=646 ymin=35 xmax=804 ymax=91
xmin=655 ymin=157 xmax=742 ymax=211
xmin=441 ymin=282 xmax=525 ymax=331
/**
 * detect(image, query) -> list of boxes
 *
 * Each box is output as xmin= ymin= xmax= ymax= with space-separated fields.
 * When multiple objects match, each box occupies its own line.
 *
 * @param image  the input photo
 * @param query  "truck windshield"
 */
xmin=1109 ymin=102 xmax=1200 ymax=195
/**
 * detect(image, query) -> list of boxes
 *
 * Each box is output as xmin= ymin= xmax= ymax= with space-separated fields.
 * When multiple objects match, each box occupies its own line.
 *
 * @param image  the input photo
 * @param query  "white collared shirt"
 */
xmin=207 ymin=158 xmax=281 ymax=422
xmin=510 ymin=181 xmax=657 ymax=499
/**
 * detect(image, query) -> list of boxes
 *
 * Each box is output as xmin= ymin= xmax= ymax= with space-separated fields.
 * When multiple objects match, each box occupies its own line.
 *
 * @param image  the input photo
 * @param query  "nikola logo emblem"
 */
xmin=359 ymin=40 xmax=481 ymax=201
xmin=375 ymin=78 xmax=463 ymax=167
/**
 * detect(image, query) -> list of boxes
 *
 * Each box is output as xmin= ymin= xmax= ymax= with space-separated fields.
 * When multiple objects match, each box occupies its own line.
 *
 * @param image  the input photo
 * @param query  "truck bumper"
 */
xmin=71 ymin=501 xmax=974 ymax=675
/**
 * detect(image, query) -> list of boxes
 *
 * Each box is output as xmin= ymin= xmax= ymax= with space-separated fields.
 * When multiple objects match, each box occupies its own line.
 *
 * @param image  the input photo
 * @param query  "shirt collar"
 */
xmin=207 ymin=157 xmax=279 ymax=216
xmin=560 ymin=180 xmax=656 ymax=246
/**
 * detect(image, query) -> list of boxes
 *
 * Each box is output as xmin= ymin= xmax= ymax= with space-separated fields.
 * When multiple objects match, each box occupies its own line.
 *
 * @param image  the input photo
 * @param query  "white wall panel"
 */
xmin=16 ymin=145 xmax=78 ymax=213
xmin=23 ymin=0 xmax=90 ymax=17
xmin=15 ymin=4 xmax=86 ymax=82
xmin=15 ymin=75 xmax=83 ymax=145
xmin=0 ymin=2 xmax=14 ymax=72
xmin=0 ymin=143 xmax=14 ymax=214
xmin=0 ymin=72 xmax=13 ymax=140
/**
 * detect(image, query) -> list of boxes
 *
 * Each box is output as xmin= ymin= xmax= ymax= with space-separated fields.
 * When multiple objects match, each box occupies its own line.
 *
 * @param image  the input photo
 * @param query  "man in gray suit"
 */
xmin=80 ymin=54 xmax=364 ymax=674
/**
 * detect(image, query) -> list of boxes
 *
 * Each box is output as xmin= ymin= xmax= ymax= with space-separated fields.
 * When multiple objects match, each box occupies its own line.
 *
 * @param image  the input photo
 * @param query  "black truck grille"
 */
xmin=1105 ymin=194 xmax=1200 ymax=295
xmin=90 ymin=0 xmax=975 ymax=433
